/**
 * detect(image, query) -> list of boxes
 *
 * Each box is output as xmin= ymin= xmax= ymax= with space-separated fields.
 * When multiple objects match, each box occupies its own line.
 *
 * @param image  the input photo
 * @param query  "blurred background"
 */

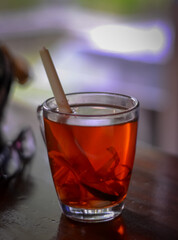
xmin=0 ymin=0 xmax=178 ymax=155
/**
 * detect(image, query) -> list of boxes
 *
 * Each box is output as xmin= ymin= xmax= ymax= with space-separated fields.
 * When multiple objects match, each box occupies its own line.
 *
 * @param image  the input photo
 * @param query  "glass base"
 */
xmin=60 ymin=202 xmax=125 ymax=223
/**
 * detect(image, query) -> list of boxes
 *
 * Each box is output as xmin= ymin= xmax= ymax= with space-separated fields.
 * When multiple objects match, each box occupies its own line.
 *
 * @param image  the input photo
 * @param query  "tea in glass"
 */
xmin=38 ymin=92 xmax=139 ymax=222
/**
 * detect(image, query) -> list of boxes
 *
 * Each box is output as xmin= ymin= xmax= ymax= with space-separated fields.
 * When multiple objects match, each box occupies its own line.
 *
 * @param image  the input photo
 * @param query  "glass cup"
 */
xmin=37 ymin=92 xmax=139 ymax=223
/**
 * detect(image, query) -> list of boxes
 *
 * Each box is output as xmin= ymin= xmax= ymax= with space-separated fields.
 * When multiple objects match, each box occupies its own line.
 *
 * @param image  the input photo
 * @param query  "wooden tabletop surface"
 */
xmin=0 ymin=102 xmax=178 ymax=240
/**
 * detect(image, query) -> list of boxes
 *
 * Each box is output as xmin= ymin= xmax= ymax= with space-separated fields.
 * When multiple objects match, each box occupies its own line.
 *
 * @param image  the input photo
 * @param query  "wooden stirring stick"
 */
xmin=39 ymin=47 xmax=119 ymax=201
xmin=39 ymin=47 xmax=72 ymax=113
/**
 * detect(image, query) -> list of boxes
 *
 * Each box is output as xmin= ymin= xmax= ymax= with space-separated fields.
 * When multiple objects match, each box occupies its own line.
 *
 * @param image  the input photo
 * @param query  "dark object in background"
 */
xmin=0 ymin=44 xmax=31 ymax=148
xmin=0 ymin=44 xmax=35 ymax=183
xmin=0 ymin=44 xmax=30 ymax=121
xmin=0 ymin=127 xmax=36 ymax=182
xmin=0 ymin=46 xmax=13 ymax=123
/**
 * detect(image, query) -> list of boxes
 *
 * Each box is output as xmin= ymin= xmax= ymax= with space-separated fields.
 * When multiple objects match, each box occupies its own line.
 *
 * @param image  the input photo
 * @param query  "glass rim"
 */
xmin=43 ymin=92 xmax=139 ymax=118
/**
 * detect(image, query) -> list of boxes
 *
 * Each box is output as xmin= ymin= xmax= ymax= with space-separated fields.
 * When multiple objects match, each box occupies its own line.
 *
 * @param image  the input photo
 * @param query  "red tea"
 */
xmin=44 ymin=106 xmax=138 ymax=209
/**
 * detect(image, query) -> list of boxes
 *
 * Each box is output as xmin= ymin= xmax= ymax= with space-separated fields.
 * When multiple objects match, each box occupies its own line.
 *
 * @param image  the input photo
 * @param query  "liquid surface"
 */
xmin=71 ymin=105 xmax=127 ymax=115
xmin=44 ymin=105 xmax=138 ymax=209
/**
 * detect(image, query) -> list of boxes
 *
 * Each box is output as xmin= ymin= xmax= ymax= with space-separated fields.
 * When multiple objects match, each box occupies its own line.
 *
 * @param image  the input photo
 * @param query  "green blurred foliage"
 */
xmin=0 ymin=0 xmax=42 ymax=10
xmin=77 ymin=0 xmax=170 ymax=15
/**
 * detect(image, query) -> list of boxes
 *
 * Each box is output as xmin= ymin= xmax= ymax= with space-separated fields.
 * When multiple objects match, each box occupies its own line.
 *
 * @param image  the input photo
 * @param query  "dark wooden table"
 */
xmin=0 ymin=102 xmax=178 ymax=240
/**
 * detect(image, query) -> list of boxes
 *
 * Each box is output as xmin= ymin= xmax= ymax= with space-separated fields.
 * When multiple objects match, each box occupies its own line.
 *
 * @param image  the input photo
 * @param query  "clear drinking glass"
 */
xmin=37 ymin=92 xmax=139 ymax=223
